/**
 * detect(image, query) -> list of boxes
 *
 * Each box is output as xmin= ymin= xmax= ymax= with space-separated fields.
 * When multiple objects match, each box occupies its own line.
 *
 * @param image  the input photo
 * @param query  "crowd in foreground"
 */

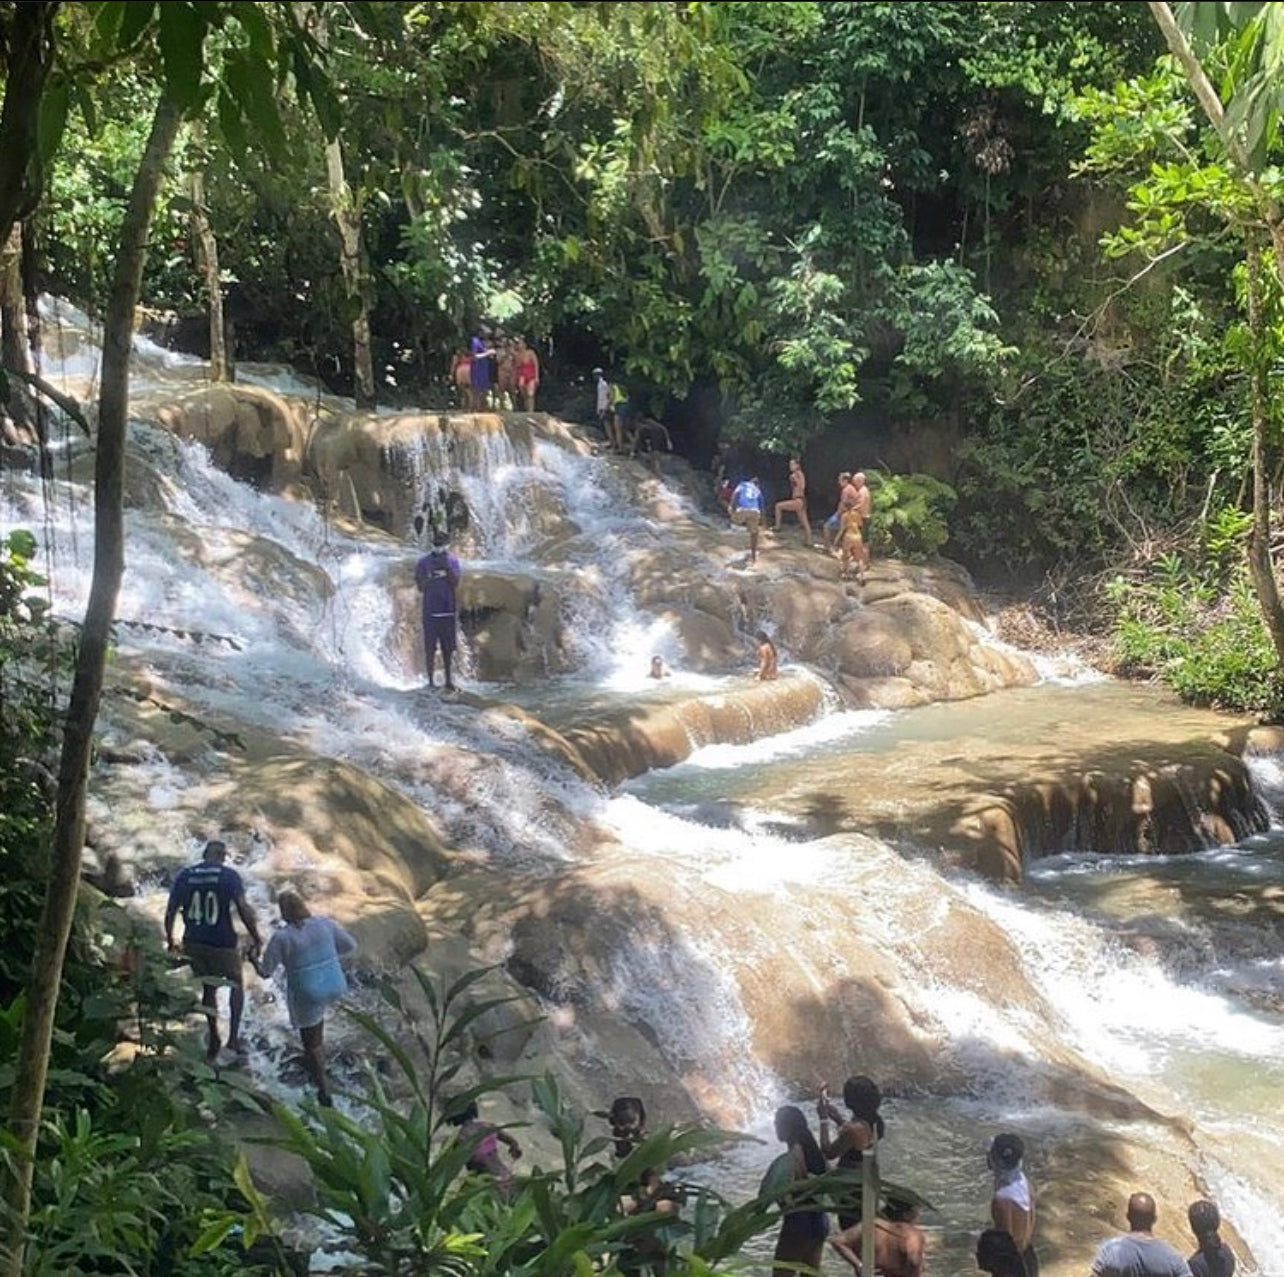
xmin=164 ymin=843 xmax=1239 ymax=1276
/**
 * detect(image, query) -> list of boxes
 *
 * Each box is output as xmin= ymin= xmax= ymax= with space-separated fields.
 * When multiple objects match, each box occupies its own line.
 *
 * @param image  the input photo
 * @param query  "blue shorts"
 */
xmin=423 ymin=615 xmax=458 ymax=654
xmin=825 ymin=513 xmax=839 ymax=532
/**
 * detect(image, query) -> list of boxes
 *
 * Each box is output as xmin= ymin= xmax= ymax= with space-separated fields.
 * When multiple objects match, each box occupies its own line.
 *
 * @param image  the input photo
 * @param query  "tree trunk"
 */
xmin=0 ymin=2 xmax=59 ymax=250
xmin=188 ymin=126 xmax=231 ymax=382
xmin=0 ymin=222 xmax=37 ymax=436
xmin=325 ymin=136 xmax=376 ymax=408
xmin=0 ymin=94 xmax=183 ymax=1277
xmin=1244 ymin=244 xmax=1284 ymax=667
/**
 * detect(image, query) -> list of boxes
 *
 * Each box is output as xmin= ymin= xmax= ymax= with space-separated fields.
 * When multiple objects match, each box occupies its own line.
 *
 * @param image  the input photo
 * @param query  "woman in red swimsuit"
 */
xmin=514 ymin=336 xmax=540 ymax=411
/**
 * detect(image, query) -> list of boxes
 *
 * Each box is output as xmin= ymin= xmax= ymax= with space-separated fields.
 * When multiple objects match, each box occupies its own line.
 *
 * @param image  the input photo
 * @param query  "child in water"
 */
xmin=756 ymin=632 xmax=779 ymax=681
xmin=447 ymin=1100 xmax=522 ymax=1196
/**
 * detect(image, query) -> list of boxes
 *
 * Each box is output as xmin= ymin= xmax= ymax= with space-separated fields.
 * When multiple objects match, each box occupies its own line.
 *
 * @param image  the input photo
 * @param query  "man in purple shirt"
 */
xmin=415 ymin=529 xmax=463 ymax=691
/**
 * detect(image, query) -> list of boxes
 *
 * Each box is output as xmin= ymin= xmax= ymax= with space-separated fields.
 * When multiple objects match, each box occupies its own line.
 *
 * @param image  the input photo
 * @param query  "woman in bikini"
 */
xmin=818 ymin=1076 xmax=885 ymax=1230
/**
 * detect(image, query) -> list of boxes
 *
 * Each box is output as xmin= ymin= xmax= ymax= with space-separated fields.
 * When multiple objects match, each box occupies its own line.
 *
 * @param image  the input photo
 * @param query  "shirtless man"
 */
xmin=823 ymin=471 xmax=859 ymax=551
xmin=774 ymin=458 xmax=811 ymax=541
xmin=756 ymin=632 xmax=779 ymax=681
xmin=631 ymin=417 xmax=673 ymax=474
xmin=830 ymin=1203 xmax=925 ymax=1277
xmin=851 ymin=472 xmax=873 ymax=574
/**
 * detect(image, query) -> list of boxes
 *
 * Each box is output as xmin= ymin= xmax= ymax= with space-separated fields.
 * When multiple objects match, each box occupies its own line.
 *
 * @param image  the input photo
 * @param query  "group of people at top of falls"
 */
xmin=721 ymin=457 xmax=873 ymax=580
xmin=452 ymin=326 xmax=541 ymax=412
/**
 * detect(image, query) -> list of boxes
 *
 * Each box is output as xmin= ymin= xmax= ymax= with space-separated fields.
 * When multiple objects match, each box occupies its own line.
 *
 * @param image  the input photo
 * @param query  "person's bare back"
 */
xmin=830 ymin=1217 xmax=924 ymax=1277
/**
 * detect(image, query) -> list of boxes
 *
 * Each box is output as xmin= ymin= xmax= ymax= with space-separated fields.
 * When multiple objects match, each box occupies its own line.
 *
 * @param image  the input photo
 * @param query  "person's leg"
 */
xmin=424 ymin=630 xmax=437 ymax=687
xmin=201 ymin=983 xmax=221 ymax=1060
xmin=228 ymin=984 xmax=245 ymax=1053
xmin=300 ymin=1022 xmax=331 ymax=1104
xmin=749 ymin=515 xmax=760 ymax=563
xmin=774 ymin=500 xmax=785 ymax=531
xmin=442 ymin=644 xmax=455 ymax=692
xmin=800 ymin=505 xmax=812 ymax=541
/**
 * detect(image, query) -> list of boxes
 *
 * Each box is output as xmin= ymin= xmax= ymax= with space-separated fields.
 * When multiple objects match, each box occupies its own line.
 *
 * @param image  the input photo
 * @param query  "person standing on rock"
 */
xmin=774 ymin=458 xmax=812 ymax=542
xmin=838 ymin=502 xmax=865 ymax=584
xmin=164 ymin=839 xmax=263 ymax=1062
xmin=469 ymin=328 xmax=494 ymax=410
xmin=730 ymin=475 xmax=765 ymax=565
xmin=1089 ymin=1193 xmax=1192 ymax=1277
xmin=756 ymin=632 xmax=779 ymax=681
xmin=823 ymin=471 xmax=858 ymax=552
xmin=416 ymin=528 xmax=463 ymax=692
xmin=852 ymin=471 xmax=873 ymax=577
xmin=256 ymin=889 xmax=357 ymax=1107
xmin=593 ymin=367 xmax=613 ymax=446
xmin=514 ymin=336 xmax=540 ymax=412
xmin=1186 ymin=1200 xmax=1235 ymax=1277
xmin=988 ymin=1133 xmax=1038 ymax=1277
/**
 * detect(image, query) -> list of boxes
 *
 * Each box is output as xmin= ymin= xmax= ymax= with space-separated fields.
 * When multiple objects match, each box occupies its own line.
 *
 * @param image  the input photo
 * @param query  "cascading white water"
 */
xmin=5 ymin=306 xmax=1282 ymax=1272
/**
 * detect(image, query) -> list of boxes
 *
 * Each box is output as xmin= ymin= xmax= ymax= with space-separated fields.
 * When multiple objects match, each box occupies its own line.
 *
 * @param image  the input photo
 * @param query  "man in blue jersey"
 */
xmin=730 ymin=475 xmax=765 ymax=565
xmin=165 ymin=840 xmax=263 ymax=1060
xmin=416 ymin=528 xmax=463 ymax=691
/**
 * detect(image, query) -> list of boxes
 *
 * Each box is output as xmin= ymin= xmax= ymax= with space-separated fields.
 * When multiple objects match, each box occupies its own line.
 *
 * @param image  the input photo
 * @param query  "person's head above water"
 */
xmin=756 ymin=631 xmax=772 ymax=646
xmin=446 ymin=1098 xmax=481 ymax=1127
xmin=650 ymin=655 xmax=664 ymax=675
xmin=277 ymin=889 xmax=310 ymax=926
xmin=774 ymin=1104 xmax=809 ymax=1144
xmin=432 ymin=529 xmax=450 ymax=549
xmin=842 ymin=1074 xmax=882 ymax=1122
xmin=609 ymin=1096 xmax=645 ymax=1132
xmin=1187 ymin=1199 xmax=1220 ymax=1240
xmin=202 ymin=839 xmax=228 ymax=864
xmin=1126 ymin=1192 xmax=1159 ymax=1232
xmin=987 ymin=1132 xmax=1025 ymax=1173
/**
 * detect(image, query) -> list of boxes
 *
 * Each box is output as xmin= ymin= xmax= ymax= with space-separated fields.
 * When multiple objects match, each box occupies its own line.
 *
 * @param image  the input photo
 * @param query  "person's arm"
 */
xmin=331 ymin=920 xmax=359 ymax=960
xmin=259 ymin=931 xmax=283 ymax=979
xmin=233 ymin=882 xmax=263 ymax=958
xmin=829 ymin=1225 xmax=864 ymax=1274
xmin=498 ymin=1128 xmax=522 ymax=1157
xmin=163 ymin=874 xmax=184 ymax=952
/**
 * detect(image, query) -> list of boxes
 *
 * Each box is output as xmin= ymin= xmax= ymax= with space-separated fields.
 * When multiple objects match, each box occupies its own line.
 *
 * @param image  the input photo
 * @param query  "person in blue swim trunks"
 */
xmin=258 ymin=890 xmax=357 ymax=1106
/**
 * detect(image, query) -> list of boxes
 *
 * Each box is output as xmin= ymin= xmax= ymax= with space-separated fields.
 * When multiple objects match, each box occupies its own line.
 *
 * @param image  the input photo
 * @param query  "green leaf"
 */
xmin=157 ymin=1 xmax=207 ymax=113
xmin=189 ymin=1214 xmax=236 ymax=1258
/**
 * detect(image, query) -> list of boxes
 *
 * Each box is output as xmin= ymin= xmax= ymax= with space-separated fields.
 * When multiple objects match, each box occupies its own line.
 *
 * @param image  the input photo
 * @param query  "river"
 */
xmin=1 ymin=303 xmax=1281 ymax=1274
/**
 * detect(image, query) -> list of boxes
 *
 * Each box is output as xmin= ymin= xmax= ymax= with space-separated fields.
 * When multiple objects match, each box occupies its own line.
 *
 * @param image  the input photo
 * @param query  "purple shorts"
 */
xmin=423 ymin=614 xmax=457 ymax=654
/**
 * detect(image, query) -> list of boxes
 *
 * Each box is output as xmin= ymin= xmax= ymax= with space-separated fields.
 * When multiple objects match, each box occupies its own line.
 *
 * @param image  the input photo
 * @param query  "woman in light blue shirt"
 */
xmin=258 ymin=890 xmax=357 ymax=1106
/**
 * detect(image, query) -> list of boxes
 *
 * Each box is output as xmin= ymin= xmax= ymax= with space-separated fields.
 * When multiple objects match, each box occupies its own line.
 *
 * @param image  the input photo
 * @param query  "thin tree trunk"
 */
xmin=0 ymin=222 xmax=37 ymax=435
xmin=0 ymin=2 xmax=59 ymax=251
xmin=188 ymin=125 xmax=230 ymax=382
xmin=1 ymin=94 xmax=182 ymax=1277
xmin=325 ymin=136 xmax=376 ymax=408
xmin=1244 ymin=244 xmax=1284 ymax=666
